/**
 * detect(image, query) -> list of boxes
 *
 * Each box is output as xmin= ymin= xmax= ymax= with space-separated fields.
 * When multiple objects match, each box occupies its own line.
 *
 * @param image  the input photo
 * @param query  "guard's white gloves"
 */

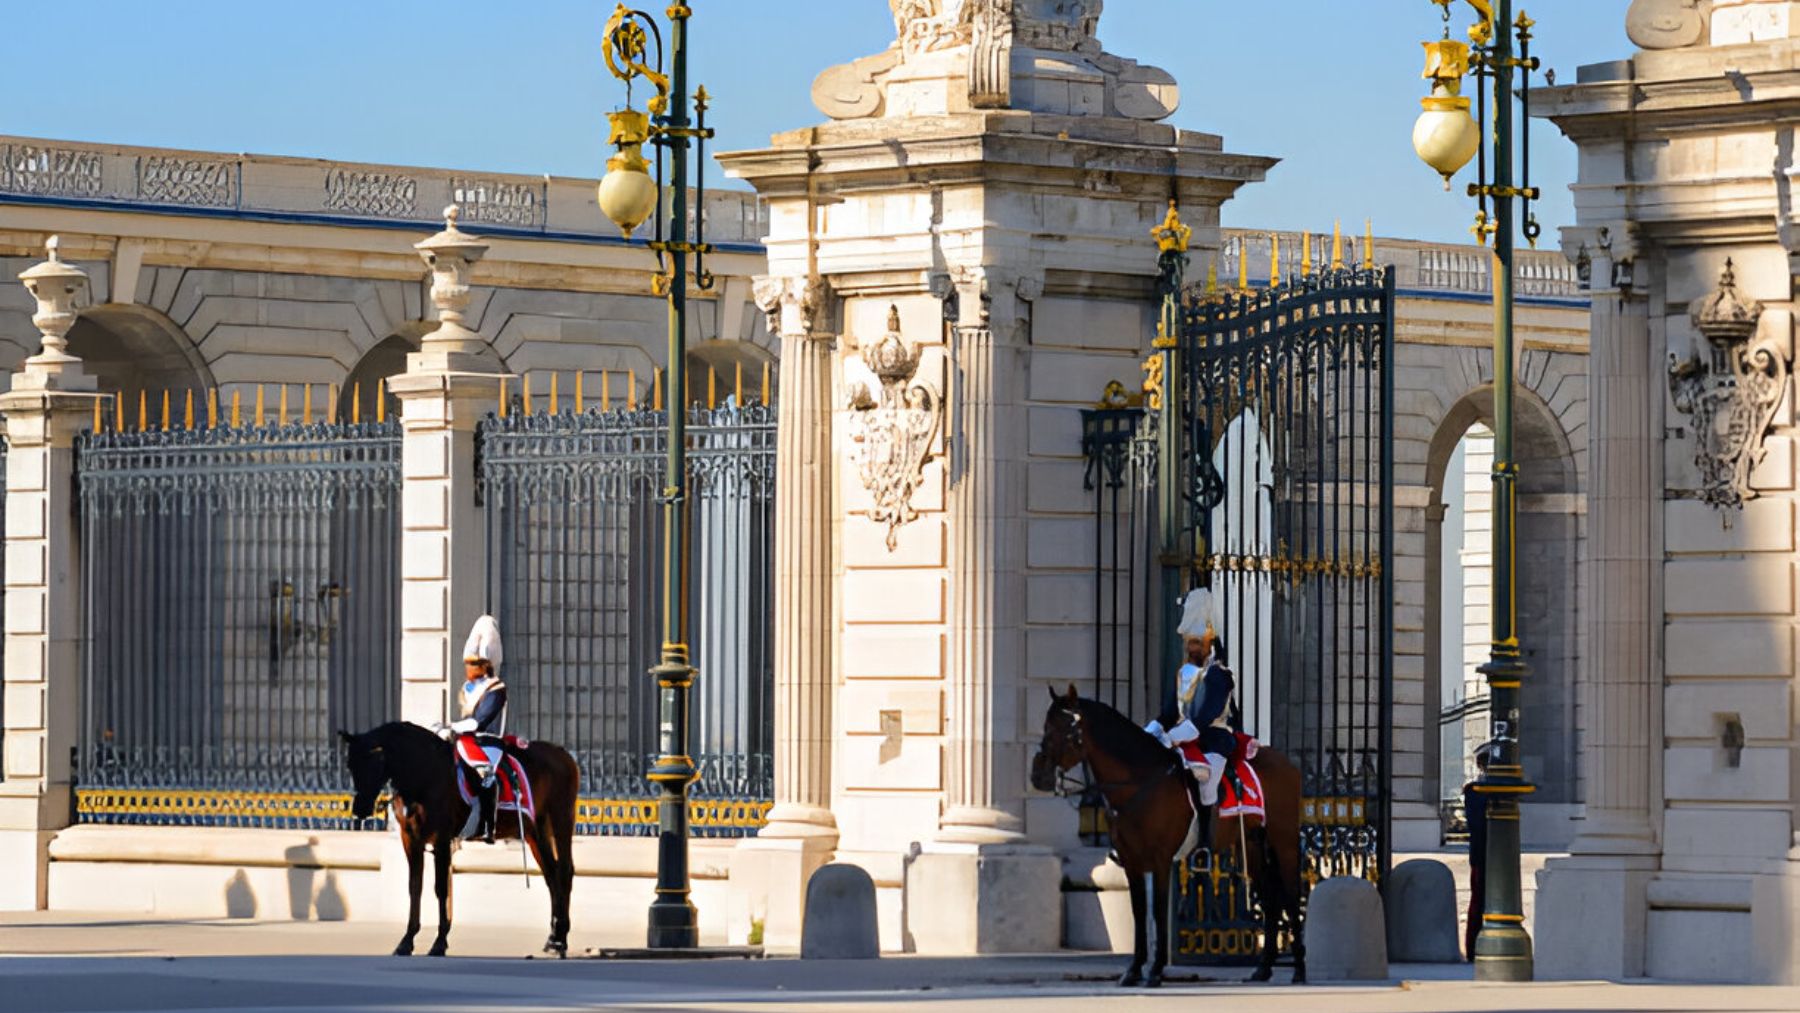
xmin=1144 ymin=720 xmax=1172 ymax=748
xmin=431 ymin=722 xmax=454 ymax=741
xmin=449 ymin=717 xmax=478 ymax=735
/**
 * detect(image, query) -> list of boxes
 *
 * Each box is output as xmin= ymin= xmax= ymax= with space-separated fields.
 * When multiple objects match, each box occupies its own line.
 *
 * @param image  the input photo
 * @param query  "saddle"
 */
xmin=1177 ymin=732 xmax=1265 ymax=819
xmin=453 ymin=736 xmax=536 ymax=839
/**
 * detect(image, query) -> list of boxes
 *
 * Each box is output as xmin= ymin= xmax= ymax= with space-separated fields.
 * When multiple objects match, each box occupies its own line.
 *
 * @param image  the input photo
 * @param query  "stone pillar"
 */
xmin=730 ymin=275 xmax=840 ymax=950
xmin=1535 ymin=232 xmax=1658 ymax=979
xmin=391 ymin=208 xmax=505 ymax=725
xmin=937 ymin=270 xmax=1027 ymax=845
xmin=0 ymin=237 xmax=105 ymax=910
xmin=906 ymin=269 xmax=1061 ymax=955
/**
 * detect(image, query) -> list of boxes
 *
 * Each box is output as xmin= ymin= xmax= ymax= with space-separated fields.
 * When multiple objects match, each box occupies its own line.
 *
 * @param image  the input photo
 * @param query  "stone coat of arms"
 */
xmin=849 ymin=306 xmax=943 ymax=550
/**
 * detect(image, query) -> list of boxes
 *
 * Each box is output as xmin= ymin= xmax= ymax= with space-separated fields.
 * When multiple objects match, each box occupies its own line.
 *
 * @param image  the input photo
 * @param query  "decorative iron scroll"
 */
xmin=139 ymin=157 xmax=236 ymax=207
xmin=849 ymin=306 xmax=943 ymax=550
xmin=1669 ymin=260 xmax=1785 ymax=515
xmin=477 ymin=404 xmax=776 ymax=838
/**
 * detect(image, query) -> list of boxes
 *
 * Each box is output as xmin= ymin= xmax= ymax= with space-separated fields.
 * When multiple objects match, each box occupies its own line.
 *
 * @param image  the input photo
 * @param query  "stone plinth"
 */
xmin=800 ymin=863 xmax=880 ymax=959
xmin=904 ymin=844 xmax=1062 ymax=954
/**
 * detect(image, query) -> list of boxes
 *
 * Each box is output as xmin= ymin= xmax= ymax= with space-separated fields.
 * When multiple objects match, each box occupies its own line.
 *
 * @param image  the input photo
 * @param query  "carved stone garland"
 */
xmin=1668 ymin=260 xmax=1787 ymax=515
xmin=850 ymin=305 xmax=943 ymax=550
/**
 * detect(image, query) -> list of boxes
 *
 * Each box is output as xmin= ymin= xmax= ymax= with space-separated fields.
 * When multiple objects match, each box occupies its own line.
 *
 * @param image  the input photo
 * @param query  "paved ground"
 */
xmin=2 ymin=913 xmax=1798 ymax=1013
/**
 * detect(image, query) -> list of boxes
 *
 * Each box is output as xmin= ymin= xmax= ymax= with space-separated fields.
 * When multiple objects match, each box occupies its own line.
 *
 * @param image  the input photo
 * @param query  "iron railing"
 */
xmin=74 ymin=417 xmax=402 ymax=829
xmin=477 ymin=402 xmax=776 ymax=837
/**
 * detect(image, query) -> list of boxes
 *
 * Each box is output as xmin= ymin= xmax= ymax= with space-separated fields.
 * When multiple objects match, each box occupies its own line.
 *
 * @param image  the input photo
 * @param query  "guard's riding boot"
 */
xmin=1187 ymin=776 xmax=1214 ymax=855
xmin=477 ymin=777 xmax=498 ymax=844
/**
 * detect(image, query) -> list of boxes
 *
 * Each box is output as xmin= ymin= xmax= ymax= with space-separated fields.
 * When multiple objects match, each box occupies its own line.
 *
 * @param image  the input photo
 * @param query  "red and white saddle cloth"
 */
xmin=1177 ymin=732 xmax=1266 ymax=820
xmin=453 ymin=735 xmax=536 ymax=838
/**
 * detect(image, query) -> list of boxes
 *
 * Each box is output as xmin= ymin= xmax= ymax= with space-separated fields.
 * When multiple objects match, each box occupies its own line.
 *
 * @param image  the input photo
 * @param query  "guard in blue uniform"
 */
xmin=1144 ymin=588 xmax=1240 ymax=848
xmin=436 ymin=615 xmax=507 ymax=843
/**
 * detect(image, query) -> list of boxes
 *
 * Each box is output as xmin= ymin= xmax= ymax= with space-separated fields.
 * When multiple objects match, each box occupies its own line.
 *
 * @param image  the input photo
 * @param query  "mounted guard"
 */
xmin=435 ymin=614 xmax=508 ymax=844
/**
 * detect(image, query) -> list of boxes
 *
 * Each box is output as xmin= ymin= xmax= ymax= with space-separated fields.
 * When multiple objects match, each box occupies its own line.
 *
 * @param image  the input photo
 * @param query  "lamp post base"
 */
xmin=1474 ymin=931 xmax=1535 ymax=982
xmin=647 ymin=897 xmax=700 ymax=949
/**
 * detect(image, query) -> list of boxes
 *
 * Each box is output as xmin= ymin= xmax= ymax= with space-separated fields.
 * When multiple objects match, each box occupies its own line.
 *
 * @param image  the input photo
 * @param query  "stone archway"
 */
xmin=1423 ymin=385 xmax=1582 ymax=848
xmin=338 ymin=325 xmax=502 ymax=421
xmin=67 ymin=304 xmax=212 ymax=398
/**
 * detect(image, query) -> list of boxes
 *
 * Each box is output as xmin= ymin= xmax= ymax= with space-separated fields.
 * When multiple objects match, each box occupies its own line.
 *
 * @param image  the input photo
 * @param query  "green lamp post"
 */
xmin=1411 ymin=0 xmax=1541 ymax=983
xmin=597 ymin=0 xmax=716 ymax=950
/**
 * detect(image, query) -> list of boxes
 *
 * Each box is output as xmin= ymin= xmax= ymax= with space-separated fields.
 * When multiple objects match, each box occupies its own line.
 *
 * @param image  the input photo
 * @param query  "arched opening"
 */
xmin=1425 ymin=387 xmax=1581 ymax=848
xmin=338 ymin=326 xmax=502 ymax=422
xmin=67 ymin=304 xmax=212 ymax=398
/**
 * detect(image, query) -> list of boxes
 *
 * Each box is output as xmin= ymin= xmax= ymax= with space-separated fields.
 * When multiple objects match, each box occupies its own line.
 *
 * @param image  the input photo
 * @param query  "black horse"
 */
xmin=340 ymin=722 xmax=580 ymax=957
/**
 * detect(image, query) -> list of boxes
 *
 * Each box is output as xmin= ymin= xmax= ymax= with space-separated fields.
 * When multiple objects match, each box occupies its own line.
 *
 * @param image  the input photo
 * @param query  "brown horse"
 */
xmin=340 ymin=722 xmax=580 ymax=957
xmin=1030 ymin=685 xmax=1307 ymax=985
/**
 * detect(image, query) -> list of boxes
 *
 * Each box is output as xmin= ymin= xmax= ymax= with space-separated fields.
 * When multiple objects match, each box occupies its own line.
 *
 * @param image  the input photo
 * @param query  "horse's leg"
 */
xmin=1119 ymin=870 xmax=1147 ymax=987
xmin=524 ymin=821 xmax=568 ymax=957
xmin=1249 ymin=830 xmax=1279 ymax=983
xmin=427 ymin=834 xmax=454 ymax=957
xmin=1145 ymin=867 xmax=1170 ymax=988
xmin=395 ymin=826 xmax=425 ymax=957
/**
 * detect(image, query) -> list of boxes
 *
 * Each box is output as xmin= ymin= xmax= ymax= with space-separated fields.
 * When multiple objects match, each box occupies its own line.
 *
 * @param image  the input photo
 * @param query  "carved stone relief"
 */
xmin=139 ymin=157 xmax=236 ymax=207
xmin=324 ymin=168 xmax=418 ymax=218
xmin=848 ymin=305 xmax=943 ymax=550
xmin=2 ymin=144 xmax=102 ymax=197
xmin=450 ymin=177 xmax=542 ymax=227
xmin=1625 ymin=0 xmax=1704 ymax=50
xmin=1668 ymin=260 xmax=1788 ymax=515
xmin=753 ymin=275 xmax=831 ymax=338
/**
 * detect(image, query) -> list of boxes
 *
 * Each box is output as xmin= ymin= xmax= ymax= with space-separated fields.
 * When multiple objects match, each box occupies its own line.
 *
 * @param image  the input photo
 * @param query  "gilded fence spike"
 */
xmin=629 ymin=369 xmax=638 ymax=410
xmin=116 ymin=391 xmax=125 ymax=433
xmin=735 ymin=362 xmax=744 ymax=404
xmin=161 ymin=390 xmax=170 ymax=430
xmin=92 ymin=397 xmax=101 ymax=433
xmin=303 ymin=384 xmax=313 ymax=425
xmin=762 ymin=361 xmax=771 ymax=405
xmin=376 ymin=380 xmax=386 ymax=423
xmin=575 ymin=372 xmax=584 ymax=414
xmin=708 ymin=369 xmax=717 ymax=410
xmin=327 ymin=384 xmax=338 ymax=423
xmin=209 ymin=388 xmax=219 ymax=429
xmin=138 ymin=390 xmax=148 ymax=431
xmin=255 ymin=385 xmax=265 ymax=426
xmin=1270 ymin=234 xmax=1280 ymax=289
xmin=1238 ymin=241 xmax=1249 ymax=292
xmin=549 ymin=373 xmax=559 ymax=415
xmin=1206 ymin=258 xmax=1219 ymax=297
xmin=653 ymin=368 xmax=663 ymax=412
xmin=184 ymin=390 xmax=194 ymax=430
xmin=1364 ymin=219 xmax=1375 ymax=270
xmin=1332 ymin=220 xmax=1344 ymax=270
xmin=497 ymin=376 xmax=506 ymax=419
xmin=1301 ymin=231 xmax=1312 ymax=276
xmin=353 ymin=383 xmax=363 ymax=424
xmin=522 ymin=373 xmax=533 ymax=415
xmin=232 ymin=390 xmax=242 ymax=429
xmin=278 ymin=384 xmax=289 ymax=426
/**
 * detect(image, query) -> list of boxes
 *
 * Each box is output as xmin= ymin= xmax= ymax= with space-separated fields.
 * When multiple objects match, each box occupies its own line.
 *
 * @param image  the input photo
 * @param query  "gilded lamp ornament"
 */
xmin=849 ymin=306 xmax=943 ymax=551
xmin=597 ymin=3 xmax=672 ymax=238
xmin=1412 ymin=37 xmax=1480 ymax=189
xmin=1669 ymin=260 xmax=1787 ymax=514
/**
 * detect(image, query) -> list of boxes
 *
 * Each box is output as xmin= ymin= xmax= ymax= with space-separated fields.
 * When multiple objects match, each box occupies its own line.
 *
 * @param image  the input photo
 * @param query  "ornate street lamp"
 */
xmin=597 ymin=1 xmax=716 ymax=949
xmin=1411 ymin=0 xmax=1540 ymax=983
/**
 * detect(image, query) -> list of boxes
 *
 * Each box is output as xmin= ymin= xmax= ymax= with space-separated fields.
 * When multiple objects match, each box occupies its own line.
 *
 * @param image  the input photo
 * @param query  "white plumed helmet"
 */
xmin=1175 ymin=587 xmax=1218 ymax=640
xmin=462 ymin=615 xmax=504 ymax=672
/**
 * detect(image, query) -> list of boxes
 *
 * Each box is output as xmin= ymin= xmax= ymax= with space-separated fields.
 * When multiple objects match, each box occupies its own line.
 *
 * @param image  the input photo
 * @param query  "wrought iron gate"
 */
xmin=75 ymin=415 xmax=402 ymax=829
xmin=478 ymin=402 xmax=776 ymax=838
xmin=1082 ymin=264 xmax=1395 ymax=965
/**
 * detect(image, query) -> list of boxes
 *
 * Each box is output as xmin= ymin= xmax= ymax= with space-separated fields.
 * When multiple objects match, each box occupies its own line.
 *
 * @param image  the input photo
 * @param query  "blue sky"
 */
xmin=0 ymin=1 xmax=1626 ymax=245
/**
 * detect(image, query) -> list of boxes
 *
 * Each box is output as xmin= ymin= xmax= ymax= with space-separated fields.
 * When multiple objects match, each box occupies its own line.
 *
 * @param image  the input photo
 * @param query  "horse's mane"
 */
xmin=1071 ymin=696 xmax=1180 ymax=772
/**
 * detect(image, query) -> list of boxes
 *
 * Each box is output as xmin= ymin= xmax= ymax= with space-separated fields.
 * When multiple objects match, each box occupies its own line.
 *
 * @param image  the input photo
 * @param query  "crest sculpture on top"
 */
xmin=813 ymin=0 xmax=1176 ymax=122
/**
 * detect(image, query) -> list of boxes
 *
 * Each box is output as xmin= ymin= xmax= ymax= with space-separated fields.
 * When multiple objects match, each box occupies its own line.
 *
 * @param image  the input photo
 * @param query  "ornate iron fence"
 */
xmin=478 ymin=402 xmax=776 ymax=838
xmin=74 ymin=414 xmax=402 ymax=830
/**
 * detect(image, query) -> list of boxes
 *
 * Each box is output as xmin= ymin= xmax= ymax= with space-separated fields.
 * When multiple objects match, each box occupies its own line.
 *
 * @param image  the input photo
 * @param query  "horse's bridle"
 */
xmin=1047 ymin=704 xmax=1181 ymax=825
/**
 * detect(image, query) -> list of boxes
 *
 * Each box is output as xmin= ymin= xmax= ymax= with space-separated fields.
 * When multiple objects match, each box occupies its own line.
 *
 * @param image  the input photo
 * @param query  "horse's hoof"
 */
xmin=1248 ymin=967 xmax=1273 ymax=984
xmin=427 ymin=943 xmax=448 ymax=958
xmin=543 ymin=938 xmax=567 ymax=958
xmin=1118 ymin=968 xmax=1143 ymax=988
xmin=1292 ymin=971 xmax=1307 ymax=986
xmin=392 ymin=942 xmax=414 ymax=958
xmin=1143 ymin=970 xmax=1164 ymax=989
